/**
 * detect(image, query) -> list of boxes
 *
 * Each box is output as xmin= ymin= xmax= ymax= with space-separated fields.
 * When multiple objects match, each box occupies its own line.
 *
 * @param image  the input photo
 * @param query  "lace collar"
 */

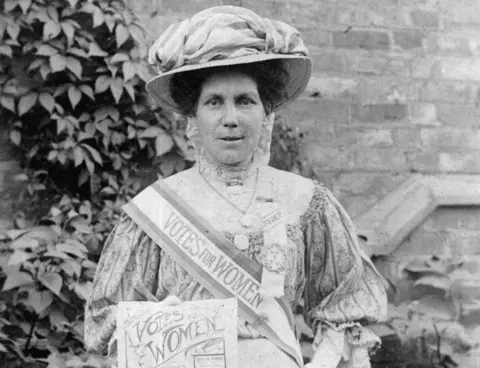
xmin=196 ymin=154 xmax=259 ymax=185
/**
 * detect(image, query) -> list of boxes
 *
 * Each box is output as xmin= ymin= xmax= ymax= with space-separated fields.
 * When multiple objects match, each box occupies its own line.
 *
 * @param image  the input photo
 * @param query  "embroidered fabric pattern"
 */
xmin=85 ymin=132 xmax=387 ymax=368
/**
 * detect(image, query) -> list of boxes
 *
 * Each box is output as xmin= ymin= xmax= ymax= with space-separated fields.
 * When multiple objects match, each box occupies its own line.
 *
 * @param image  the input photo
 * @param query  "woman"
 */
xmin=85 ymin=6 xmax=387 ymax=368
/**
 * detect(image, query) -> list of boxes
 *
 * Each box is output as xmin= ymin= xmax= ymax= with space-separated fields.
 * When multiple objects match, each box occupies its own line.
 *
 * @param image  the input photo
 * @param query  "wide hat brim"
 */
xmin=146 ymin=54 xmax=311 ymax=114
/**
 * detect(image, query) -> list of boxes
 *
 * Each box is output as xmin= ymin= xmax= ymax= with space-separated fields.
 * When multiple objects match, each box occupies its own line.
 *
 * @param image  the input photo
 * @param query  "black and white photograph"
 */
xmin=0 ymin=0 xmax=479 ymax=367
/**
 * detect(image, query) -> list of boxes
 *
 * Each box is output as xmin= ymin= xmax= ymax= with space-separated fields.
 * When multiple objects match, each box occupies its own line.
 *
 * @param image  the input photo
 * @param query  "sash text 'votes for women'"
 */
xmin=163 ymin=211 xmax=264 ymax=310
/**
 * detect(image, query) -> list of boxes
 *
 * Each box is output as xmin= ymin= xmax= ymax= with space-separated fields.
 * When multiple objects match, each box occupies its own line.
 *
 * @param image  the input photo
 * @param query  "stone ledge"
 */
xmin=354 ymin=174 xmax=480 ymax=256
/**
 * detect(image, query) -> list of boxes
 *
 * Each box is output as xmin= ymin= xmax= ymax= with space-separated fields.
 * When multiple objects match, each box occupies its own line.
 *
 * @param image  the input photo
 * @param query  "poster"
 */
xmin=117 ymin=298 xmax=238 ymax=368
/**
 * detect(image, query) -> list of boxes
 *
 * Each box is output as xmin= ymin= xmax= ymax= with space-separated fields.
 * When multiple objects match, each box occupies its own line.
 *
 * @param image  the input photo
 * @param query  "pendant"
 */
xmin=234 ymin=234 xmax=250 ymax=250
xmin=239 ymin=213 xmax=261 ymax=228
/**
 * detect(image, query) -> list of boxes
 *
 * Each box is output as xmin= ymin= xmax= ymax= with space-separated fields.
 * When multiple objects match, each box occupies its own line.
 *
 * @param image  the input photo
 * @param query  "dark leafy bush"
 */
xmin=0 ymin=0 xmax=193 ymax=366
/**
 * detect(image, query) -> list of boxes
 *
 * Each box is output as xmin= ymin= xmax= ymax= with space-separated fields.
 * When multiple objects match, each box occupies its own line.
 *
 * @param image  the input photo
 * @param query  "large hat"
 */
xmin=146 ymin=6 xmax=311 ymax=114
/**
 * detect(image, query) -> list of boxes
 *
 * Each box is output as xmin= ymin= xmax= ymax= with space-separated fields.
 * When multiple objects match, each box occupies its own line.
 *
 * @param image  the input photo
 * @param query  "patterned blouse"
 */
xmin=84 ymin=165 xmax=387 ymax=367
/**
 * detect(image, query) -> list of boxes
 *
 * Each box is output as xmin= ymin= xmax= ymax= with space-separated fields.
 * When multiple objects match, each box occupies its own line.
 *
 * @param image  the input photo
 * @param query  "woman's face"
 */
xmin=191 ymin=71 xmax=267 ymax=167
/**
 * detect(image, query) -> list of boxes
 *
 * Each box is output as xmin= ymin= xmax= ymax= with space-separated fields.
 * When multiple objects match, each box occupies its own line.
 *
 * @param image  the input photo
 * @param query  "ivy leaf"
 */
xmin=124 ymin=82 xmax=136 ymax=102
xmin=115 ymin=24 xmax=129 ymax=47
xmin=67 ymin=47 xmax=88 ymax=59
xmin=27 ymin=290 xmax=54 ymax=314
xmin=18 ymin=0 xmax=32 ymax=14
xmin=6 ymin=23 xmax=20 ymax=41
xmin=38 ymin=272 xmax=63 ymax=296
xmin=155 ymin=134 xmax=174 ymax=157
xmin=10 ymin=235 xmax=39 ymax=249
xmin=47 ymin=6 xmax=59 ymax=22
xmin=109 ymin=77 xmax=123 ymax=103
xmin=40 ymin=64 xmax=51 ymax=79
xmin=122 ymin=61 xmax=136 ymax=82
xmin=8 ymin=250 xmax=35 ymax=266
xmin=66 ymin=56 xmax=82 ymax=78
xmin=69 ymin=216 xmax=91 ymax=234
xmin=79 ymin=85 xmax=94 ymax=100
xmin=111 ymin=53 xmax=129 ymax=63
xmin=39 ymin=92 xmax=55 ymax=112
xmin=1 ymin=96 xmax=15 ymax=112
xmin=61 ymin=261 xmax=81 ymax=278
xmin=88 ymin=43 xmax=108 ymax=57
xmin=82 ymin=259 xmax=97 ymax=269
xmin=73 ymin=282 xmax=92 ymax=300
xmin=73 ymin=146 xmax=84 ymax=167
xmin=9 ymin=130 xmax=21 ymax=145
xmin=36 ymin=44 xmax=58 ymax=56
xmin=19 ymin=92 xmax=38 ymax=116
xmin=43 ymin=21 xmax=62 ymax=40
xmin=93 ymin=7 xmax=105 ymax=28
xmin=84 ymin=156 xmax=95 ymax=175
xmin=50 ymin=54 xmax=67 ymax=72
xmin=28 ymin=59 xmax=43 ymax=71
xmin=136 ymin=64 xmax=153 ymax=82
xmin=2 ymin=271 xmax=34 ymax=291
xmin=95 ymin=75 xmax=110 ymax=93
xmin=140 ymin=126 xmax=165 ymax=138
xmin=160 ymin=157 xmax=176 ymax=176
xmin=56 ymin=242 xmax=86 ymax=258
xmin=81 ymin=144 xmax=103 ymax=165
xmin=65 ymin=238 xmax=89 ymax=253
xmin=4 ymin=0 xmax=18 ymax=12
xmin=67 ymin=0 xmax=79 ymax=8
xmin=0 ymin=45 xmax=12 ymax=57
xmin=6 ymin=229 xmax=29 ymax=240
xmin=68 ymin=86 xmax=82 ymax=109
xmin=61 ymin=22 xmax=75 ymax=47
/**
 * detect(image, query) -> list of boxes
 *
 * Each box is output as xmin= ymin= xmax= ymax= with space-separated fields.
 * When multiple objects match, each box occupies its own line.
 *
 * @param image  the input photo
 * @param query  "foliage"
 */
xmin=371 ymin=254 xmax=480 ymax=368
xmin=0 ymin=0 xmax=191 ymax=198
xmin=270 ymin=114 xmax=305 ymax=174
xmin=0 ymin=0 xmax=190 ymax=366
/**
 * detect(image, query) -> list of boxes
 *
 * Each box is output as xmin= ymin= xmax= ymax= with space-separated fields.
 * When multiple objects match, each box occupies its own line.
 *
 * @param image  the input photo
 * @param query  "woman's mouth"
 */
xmin=219 ymin=137 xmax=244 ymax=142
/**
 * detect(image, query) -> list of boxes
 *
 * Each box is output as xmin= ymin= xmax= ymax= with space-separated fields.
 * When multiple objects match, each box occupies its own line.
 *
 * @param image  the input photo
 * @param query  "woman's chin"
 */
xmin=210 ymin=151 xmax=253 ymax=167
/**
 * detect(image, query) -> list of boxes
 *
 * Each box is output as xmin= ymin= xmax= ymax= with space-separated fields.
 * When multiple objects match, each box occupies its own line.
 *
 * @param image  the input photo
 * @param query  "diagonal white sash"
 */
xmin=122 ymin=181 xmax=304 ymax=368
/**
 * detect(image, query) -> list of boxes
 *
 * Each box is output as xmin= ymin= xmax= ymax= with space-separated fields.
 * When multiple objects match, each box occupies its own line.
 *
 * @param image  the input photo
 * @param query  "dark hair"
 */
xmin=169 ymin=59 xmax=290 ymax=117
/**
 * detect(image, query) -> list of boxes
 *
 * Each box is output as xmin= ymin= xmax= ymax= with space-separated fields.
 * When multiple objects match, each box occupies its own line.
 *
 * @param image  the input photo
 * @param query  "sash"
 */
xmin=122 ymin=181 xmax=304 ymax=368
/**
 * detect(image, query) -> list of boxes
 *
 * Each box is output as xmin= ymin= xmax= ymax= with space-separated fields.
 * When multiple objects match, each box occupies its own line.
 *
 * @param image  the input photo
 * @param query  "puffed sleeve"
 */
xmin=84 ymin=214 xmax=166 ymax=357
xmin=303 ymin=183 xmax=388 ymax=368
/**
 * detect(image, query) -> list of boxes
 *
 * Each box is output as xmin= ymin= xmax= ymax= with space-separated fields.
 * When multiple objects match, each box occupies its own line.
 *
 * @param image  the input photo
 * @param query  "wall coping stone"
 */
xmin=354 ymin=174 xmax=480 ymax=256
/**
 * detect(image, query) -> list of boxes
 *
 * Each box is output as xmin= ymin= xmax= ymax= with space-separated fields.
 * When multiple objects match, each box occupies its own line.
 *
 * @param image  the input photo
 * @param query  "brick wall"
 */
xmin=127 ymin=0 xmax=480 ymax=256
xmin=1 ymin=0 xmax=478 ymax=254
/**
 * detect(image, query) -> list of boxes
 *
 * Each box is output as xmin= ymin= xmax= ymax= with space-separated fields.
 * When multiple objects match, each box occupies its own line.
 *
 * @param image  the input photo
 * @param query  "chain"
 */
xmin=199 ymin=167 xmax=259 ymax=215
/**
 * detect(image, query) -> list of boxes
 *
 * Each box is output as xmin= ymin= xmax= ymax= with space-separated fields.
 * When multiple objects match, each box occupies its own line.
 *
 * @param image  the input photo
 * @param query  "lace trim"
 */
xmin=299 ymin=180 xmax=327 ymax=231
xmin=197 ymin=155 xmax=259 ymax=184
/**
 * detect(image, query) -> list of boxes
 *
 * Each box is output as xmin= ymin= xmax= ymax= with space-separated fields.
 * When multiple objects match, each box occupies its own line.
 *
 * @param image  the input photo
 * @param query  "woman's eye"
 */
xmin=238 ymin=97 xmax=254 ymax=105
xmin=206 ymin=98 xmax=221 ymax=107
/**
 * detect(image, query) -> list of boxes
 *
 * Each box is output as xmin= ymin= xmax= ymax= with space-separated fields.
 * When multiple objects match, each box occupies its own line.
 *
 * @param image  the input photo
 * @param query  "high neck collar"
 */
xmin=197 ymin=154 xmax=259 ymax=185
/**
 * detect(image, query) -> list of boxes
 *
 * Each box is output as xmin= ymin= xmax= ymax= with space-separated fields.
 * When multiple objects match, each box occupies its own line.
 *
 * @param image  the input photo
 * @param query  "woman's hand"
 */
xmin=160 ymin=295 xmax=182 ymax=306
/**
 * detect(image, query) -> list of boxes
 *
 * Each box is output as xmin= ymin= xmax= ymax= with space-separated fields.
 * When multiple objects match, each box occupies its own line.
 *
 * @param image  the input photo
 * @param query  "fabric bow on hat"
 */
xmin=148 ymin=6 xmax=309 ymax=74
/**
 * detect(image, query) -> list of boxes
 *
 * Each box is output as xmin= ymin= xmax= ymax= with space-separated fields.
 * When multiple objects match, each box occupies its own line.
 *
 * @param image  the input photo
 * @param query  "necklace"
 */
xmin=200 ymin=167 xmax=262 ymax=250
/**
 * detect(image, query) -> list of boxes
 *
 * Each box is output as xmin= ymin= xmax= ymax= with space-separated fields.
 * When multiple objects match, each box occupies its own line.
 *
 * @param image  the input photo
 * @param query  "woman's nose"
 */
xmin=222 ymin=103 xmax=239 ymax=127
